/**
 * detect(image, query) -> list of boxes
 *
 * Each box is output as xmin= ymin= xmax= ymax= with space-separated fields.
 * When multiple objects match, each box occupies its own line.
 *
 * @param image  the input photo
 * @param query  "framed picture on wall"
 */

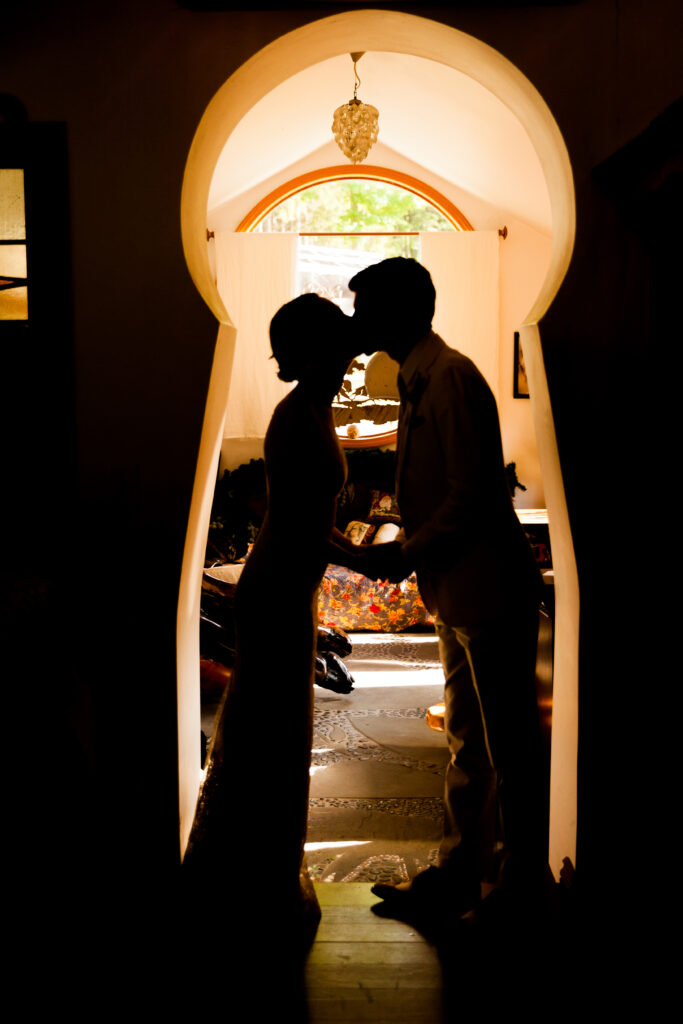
xmin=513 ymin=331 xmax=529 ymax=398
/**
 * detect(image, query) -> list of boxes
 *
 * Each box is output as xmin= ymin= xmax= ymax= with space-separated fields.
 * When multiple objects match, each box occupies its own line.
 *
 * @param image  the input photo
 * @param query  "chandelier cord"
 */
xmin=353 ymin=61 xmax=361 ymax=101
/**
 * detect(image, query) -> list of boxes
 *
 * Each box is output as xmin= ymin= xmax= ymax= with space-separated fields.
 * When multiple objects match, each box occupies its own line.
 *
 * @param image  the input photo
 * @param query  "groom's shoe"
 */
xmin=371 ymin=866 xmax=480 ymax=921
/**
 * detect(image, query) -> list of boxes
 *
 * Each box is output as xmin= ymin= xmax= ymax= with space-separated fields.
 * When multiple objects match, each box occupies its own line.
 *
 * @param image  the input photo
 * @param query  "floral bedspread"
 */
xmin=318 ymin=564 xmax=434 ymax=632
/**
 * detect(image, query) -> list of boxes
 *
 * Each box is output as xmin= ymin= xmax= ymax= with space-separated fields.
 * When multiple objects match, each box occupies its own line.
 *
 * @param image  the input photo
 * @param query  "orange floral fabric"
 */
xmin=318 ymin=564 xmax=434 ymax=632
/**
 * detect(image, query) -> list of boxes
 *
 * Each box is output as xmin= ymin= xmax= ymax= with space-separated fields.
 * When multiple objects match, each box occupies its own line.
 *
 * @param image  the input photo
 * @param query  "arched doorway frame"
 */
xmin=178 ymin=9 xmax=579 ymax=877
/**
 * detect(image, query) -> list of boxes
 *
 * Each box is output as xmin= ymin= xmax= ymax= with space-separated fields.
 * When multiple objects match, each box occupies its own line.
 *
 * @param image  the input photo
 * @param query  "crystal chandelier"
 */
xmin=332 ymin=52 xmax=379 ymax=164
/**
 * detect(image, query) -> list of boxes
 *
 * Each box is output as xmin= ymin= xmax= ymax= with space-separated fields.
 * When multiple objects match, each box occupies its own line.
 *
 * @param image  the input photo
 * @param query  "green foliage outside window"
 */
xmin=257 ymin=180 xmax=454 ymax=256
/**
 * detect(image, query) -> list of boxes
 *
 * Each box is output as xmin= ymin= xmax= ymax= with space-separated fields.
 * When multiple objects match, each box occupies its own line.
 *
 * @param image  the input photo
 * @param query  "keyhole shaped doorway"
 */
xmin=178 ymin=9 xmax=578 ymax=880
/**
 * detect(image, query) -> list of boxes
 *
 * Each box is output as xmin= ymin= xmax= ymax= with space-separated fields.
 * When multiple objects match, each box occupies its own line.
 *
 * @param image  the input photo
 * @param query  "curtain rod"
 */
xmin=207 ymin=227 xmax=508 ymax=239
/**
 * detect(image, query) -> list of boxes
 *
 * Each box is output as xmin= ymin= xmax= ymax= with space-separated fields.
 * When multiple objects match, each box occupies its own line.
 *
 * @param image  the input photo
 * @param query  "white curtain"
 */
xmin=215 ymin=232 xmax=298 ymax=439
xmin=420 ymin=231 xmax=500 ymax=399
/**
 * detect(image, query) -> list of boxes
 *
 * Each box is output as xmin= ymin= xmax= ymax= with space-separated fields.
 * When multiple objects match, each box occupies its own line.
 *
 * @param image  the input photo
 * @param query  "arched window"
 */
xmin=238 ymin=167 xmax=472 ymax=447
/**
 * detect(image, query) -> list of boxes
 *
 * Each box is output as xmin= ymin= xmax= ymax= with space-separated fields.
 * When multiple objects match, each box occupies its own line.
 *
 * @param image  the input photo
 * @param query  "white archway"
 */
xmin=178 ymin=9 xmax=578 ymax=877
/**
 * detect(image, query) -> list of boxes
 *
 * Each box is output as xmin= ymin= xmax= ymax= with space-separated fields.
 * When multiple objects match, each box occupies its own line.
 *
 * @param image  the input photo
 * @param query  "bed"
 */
xmin=318 ymin=562 xmax=433 ymax=632
xmin=203 ymin=454 xmax=550 ymax=638
xmin=202 ymin=540 xmax=434 ymax=635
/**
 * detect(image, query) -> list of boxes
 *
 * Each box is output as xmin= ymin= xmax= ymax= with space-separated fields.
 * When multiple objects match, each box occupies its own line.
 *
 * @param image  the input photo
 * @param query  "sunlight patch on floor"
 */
xmin=305 ymin=840 xmax=371 ymax=852
xmin=347 ymin=669 xmax=444 ymax=688
xmin=347 ymin=633 xmax=438 ymax=644
xmin=343 ymin=632 xmax=442 ymax=687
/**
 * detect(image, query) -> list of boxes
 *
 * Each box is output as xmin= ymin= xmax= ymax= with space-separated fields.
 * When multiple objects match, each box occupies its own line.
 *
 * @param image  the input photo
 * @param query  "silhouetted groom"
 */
xmin=351 ymin=258 xmax=547 ymax=921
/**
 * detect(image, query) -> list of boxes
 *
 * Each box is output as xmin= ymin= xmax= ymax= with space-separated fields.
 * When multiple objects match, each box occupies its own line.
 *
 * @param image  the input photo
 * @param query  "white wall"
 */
xmin=498 ymin=220 xmax=553 ymax=507
xmin=221 ymin=436 xmax=265 ymax=472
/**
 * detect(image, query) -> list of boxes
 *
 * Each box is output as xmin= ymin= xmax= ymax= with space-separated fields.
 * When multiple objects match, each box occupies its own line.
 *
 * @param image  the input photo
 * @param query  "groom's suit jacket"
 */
xmin=396 ymin=331 xmax=540 ymax=627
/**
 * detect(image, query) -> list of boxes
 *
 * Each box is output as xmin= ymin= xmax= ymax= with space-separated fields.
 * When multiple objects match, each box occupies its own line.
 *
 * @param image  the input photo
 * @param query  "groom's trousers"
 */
xmin=435 ymin=594 xmax=546 ymax=885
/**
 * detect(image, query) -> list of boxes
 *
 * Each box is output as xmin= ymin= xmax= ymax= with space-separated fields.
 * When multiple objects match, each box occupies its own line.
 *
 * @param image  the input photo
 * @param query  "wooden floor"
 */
xmin=305 ymin=883 xmax=445 ymax=1023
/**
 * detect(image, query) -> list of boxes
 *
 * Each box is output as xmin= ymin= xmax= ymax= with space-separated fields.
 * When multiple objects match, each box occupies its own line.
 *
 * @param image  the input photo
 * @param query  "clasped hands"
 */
xmin=353 ymin=540 xmax=411 ymax=584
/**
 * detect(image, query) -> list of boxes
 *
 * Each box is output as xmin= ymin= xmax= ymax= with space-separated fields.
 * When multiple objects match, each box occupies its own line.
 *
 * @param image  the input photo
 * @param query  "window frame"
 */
xmin=0 ymin=168 xmax=29 ymax=323
xmin=236 ymin=164 xmax=473 ymax=233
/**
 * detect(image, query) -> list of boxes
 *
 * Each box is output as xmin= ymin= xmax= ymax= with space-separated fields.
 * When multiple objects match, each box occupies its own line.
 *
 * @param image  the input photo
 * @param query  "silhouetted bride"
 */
xmin=188 ymin=293 xmax=361 ymax=939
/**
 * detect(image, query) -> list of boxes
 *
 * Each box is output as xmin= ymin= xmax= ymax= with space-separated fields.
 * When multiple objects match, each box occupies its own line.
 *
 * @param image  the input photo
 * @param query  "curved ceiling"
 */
xmin=209 ymin=52 xmax=552 ymax=234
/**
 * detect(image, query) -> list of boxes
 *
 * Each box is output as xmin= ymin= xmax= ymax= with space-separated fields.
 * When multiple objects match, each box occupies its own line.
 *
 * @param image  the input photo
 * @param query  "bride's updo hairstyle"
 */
xmin=270 ymin=293 xmax=347 ymax=382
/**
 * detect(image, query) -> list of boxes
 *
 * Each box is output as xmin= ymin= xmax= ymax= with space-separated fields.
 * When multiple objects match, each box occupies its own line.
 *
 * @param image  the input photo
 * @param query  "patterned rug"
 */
xmin=341 ymin=632 xmax=442 ymax=668
xmin=307 ymin=631 xmax=446 ymax=884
